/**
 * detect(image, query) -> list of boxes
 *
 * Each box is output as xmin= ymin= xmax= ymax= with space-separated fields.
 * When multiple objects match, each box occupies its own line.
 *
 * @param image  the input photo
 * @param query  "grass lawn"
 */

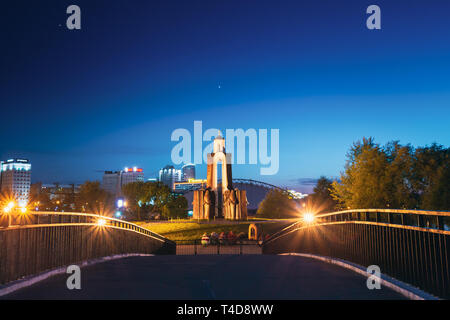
xmin=136 ymin=220 xmax=294 ymax=241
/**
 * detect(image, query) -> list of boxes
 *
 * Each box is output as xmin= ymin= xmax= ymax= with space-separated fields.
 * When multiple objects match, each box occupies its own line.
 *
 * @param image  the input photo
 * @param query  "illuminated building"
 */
xmin=288 ymin=190 xmax=308 ymax=199
xmin=102 ymin=167 xmax=144 ymax=196
xmin=0 ymin=159 xmax=32 ymax=206
xmin=159 ymin=165 xmax=182 ymax=189
xmin=121 ymin=167 xmax=144 ymax=186
xmin=174 ymin=178 xmax=206 ymax=192
xmin=32 ymin=183 xmax=81 ymax=210
xmin=102 ymin=171 xmax=121 ymax=196
xmin=182 ymin=164 xmax=195 ymax=181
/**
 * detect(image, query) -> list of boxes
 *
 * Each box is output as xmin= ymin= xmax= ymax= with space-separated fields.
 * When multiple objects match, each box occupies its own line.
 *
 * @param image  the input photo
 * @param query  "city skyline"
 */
xmin=2 ymin=0 xmax=450 ymax=193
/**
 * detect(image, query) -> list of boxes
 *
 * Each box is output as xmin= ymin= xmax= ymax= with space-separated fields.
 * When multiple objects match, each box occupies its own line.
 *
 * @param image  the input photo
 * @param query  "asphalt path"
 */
xmin=3 ymin=255 xmax=405 ymax=300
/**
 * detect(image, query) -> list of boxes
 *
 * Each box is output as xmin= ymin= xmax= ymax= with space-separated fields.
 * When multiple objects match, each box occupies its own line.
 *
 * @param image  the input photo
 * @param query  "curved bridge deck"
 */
xmin=3 ymin=255 xmax=405 ymax=300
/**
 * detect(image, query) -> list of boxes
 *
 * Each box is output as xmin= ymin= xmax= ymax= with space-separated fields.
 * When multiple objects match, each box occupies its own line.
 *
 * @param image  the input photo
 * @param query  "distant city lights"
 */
xmin=124 ymin=167 xmax=143 ymax=173
xmin=288 ymin=190 xmax=308 ymax=199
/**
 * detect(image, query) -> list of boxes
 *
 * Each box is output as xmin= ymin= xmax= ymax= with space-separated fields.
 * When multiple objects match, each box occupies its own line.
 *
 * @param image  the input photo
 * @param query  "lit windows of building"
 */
xmin=121 ymin=167 xmax=144 ymax=186
xmin=182 ymin=164 xmax=195 ymax=182
xmin=102 ymin=171 xmax=122 ymax=196
xmin=0 ymin=158 xmax=32 ymax=206
xmin=102 ymin=167 xmax=144 ymax=196
xmin=173 ymin=178 xmax=206 ymax=192
xmin=159 ymin=165 xmax=182 ymax=190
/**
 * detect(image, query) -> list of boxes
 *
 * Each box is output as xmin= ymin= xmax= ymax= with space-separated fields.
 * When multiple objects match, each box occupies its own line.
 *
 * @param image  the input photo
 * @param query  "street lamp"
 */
xmin=2 ymin=201 xmax=15 ymax=227
xmin=303 ymin=212 xmax=315 ymax=224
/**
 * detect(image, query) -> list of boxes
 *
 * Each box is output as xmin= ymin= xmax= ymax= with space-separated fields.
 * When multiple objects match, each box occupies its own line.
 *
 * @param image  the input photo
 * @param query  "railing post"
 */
xmin=436 ymin=216 xmax=443 ymax=230
xmin=400 ymin=213 xmax=404 ymax=225
xmin=194 ymin=240 xmax=197 ymax=255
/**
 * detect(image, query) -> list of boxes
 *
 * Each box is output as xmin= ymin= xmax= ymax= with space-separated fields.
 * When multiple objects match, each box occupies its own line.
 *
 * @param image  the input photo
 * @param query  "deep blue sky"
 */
xmin=1 ymin=0 xmax=450 ymax=192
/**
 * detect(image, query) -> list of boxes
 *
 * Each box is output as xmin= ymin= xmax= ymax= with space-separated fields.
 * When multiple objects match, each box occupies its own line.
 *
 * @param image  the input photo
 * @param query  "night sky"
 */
xmin=1 ymin=0 xmax=450 ymax=192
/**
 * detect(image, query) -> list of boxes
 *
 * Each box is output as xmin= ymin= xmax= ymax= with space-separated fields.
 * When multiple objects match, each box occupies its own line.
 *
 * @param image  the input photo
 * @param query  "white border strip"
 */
xmin=280 ymin=253 xmax=439 ymax=300
xmin=0 ymin=253 xmax=154 ymax=298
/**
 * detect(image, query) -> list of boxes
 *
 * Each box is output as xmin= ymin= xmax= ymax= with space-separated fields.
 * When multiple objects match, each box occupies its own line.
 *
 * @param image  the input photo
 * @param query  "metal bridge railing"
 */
xmin=263 ymin=209 xmax=450 ymax=299
xmin=0 ymin=211 xmax=175 ymax=285
xmin=3 ymin=211 xmax=172 ymax=242
xmin=175 ymin=239 xmax=262 ymax=255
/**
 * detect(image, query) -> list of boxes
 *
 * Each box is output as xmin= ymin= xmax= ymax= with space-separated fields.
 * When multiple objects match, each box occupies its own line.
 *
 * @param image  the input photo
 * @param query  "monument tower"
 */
xmin=192 ymin=131 xmax=247 ymax=220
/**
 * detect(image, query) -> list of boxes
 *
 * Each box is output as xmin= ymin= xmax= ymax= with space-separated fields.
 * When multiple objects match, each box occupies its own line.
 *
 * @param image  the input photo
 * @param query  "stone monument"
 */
xmin=192 ymin=131 xmax=247 ymax=220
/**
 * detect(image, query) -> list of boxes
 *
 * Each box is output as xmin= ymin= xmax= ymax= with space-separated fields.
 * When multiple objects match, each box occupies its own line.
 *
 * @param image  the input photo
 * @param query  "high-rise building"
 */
xmin=159 ymin=165 xmax=182 ymax=189
xmin=182 ymin=164 xmax=195 ymax=181
xmin=102 ymin=167 xmax=144 ymax=196
xmin=121 ymin=167 xmax=144 ymax=186
xmin=0 ymin=158 xmax=32 ymax=207
xmin=102 ymin=171 xmax=122 ymax=196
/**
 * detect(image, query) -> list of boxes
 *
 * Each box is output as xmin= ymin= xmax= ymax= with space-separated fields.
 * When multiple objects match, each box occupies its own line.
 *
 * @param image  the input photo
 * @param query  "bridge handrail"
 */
xmin=2 ymin=211 xmax=174 ymax=245
xmin=263 ymin=208 xmax=450 ymax=299
xmin=316 ymin=208 xmax=450 ymax=218
xmin=266 ymin=208 xmax=450 ymax=245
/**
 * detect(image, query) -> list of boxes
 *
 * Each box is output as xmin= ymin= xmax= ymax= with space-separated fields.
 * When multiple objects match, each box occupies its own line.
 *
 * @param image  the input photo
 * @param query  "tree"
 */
xmin=413 ymin=144 xmax=450 ymax=210
xmin=122 ymin=181 xmax=186 ymax=220
xmin=331 ymin=138 xmax=450 ymax=211
xmin=257 ymin=189 xmax=297 ymax=218
xmin=383 ymin=141 xmax=418 ymax=209
xmin=331 ymin=137 xmax=390 ymax=209
xmin=77 ymin=181 xmax=113 ymax=215
xmin=122 ymin=181 xmax=151 ymax=220
xmin=162 ymin=194 xmax=188 ymax=219
xmin=309 ymin=176 xmax=338 ymax=213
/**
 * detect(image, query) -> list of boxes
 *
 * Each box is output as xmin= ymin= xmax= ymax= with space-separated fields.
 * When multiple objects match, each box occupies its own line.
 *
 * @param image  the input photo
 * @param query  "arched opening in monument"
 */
xmin=193 ymin=132 xmax=247 ymax=221
xmin=216 ymin=160 xmax=223 ymax=218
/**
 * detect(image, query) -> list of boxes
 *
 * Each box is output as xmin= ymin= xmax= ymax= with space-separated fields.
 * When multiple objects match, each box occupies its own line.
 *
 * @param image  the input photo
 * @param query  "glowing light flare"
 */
xmin=303 ymin=212 xmax=315 ymax=224
xmin=97 ymin=218 xmax=107 ymax=226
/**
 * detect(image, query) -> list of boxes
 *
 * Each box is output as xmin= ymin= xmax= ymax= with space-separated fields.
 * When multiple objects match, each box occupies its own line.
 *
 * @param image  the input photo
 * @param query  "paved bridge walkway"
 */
xmin=3 ymin=255 xmax=405 ymax=299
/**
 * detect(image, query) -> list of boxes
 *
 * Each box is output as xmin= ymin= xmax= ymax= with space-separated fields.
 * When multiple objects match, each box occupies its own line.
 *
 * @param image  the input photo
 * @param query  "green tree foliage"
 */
xmin=413 ymin=144 xmax=450 ymax=210
xmin=162 ymin=194 xmax=188 ymax=219
xmin=257 ymin=189 xmax=297 ymax=218
xmin=331 ymin=138 xmax=450 ymax=210
xmin=122 ymin=181 xmax=187 ymax=220
xmin=77 ymin=181 xmax=114 ymax=215
xmin=309 ymin=176 xmax=338 ymax=213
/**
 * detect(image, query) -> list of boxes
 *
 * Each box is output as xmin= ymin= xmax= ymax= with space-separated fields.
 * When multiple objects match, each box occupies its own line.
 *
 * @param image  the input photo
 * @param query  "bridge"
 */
xmin=0 ymin=209 xmax=449 ymax=299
